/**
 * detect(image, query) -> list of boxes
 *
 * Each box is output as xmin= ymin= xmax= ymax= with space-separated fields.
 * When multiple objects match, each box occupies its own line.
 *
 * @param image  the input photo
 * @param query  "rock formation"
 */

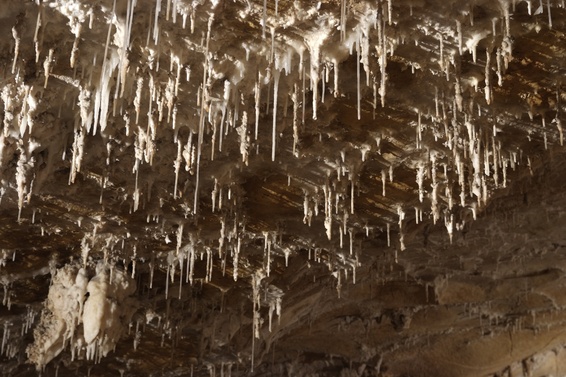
xmin=1 ymin=0 xmax=566 ymax=376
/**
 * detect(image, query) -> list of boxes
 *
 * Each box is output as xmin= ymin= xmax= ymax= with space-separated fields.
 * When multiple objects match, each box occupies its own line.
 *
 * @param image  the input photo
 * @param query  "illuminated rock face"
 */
xmin=1 ymin=0 xmax=566 ymax=376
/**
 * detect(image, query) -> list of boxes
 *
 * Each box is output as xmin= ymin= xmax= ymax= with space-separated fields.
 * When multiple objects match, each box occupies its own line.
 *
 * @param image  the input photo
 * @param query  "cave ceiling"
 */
xmin=2 ymin=0 xmax=566 ymax=376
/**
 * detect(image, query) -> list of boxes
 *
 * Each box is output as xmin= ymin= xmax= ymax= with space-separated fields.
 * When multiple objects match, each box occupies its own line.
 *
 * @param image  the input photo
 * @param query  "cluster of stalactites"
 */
xmin=250 ymin=269 xmax=284 ymax=372
xmin=3 ymin=0 xmax=550 ymax=232
xmin=1 ymin=2 xmax=564 ymax=371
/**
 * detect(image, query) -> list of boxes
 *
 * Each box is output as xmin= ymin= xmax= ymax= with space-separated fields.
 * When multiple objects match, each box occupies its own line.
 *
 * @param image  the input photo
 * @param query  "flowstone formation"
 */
xmin=27 ymin=262 xmax=136 ymax=369
xmin=1 ymin=0 xmax=566 ymax=376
